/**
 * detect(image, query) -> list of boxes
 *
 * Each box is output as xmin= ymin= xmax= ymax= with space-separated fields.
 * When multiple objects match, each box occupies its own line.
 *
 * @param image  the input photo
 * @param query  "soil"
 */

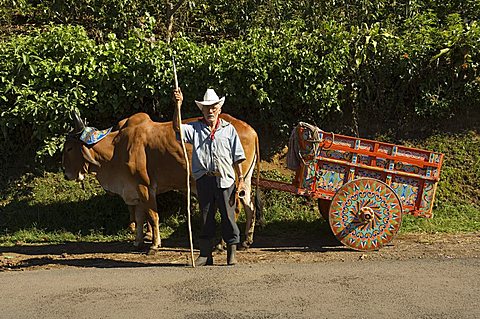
xmin=1 ymin=232 xmax=479 ymax=271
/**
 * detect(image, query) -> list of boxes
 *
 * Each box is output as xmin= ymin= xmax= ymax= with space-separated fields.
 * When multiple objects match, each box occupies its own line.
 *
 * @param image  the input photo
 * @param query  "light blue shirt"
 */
xmin=180 ymin=118 xmax=246 ymax=188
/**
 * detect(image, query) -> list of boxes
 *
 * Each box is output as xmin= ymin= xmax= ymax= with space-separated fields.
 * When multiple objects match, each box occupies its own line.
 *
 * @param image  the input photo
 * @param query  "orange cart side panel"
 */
xmin=295 ymin=126 xmax=444 ymax=218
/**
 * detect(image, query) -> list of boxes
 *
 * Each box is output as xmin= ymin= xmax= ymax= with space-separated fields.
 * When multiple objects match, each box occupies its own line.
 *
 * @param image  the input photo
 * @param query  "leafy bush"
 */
xmin=0 ymin=0 xmax=479 ymax=242
xmin=344 ymin=12 xmax=480 ymax=136
xmin=1 ymin=21 xmax=351 ymax=159
xmin=0 ymin=25 xmax=172 ymax=159
xmin=1 ymin=13 xmax=479 ymax=162
xmin=3 ymin=1 xmax=480 ymax=41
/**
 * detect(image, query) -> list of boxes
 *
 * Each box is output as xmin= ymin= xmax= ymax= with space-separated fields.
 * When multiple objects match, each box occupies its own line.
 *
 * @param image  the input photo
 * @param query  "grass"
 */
xmin=0 ymin=131 xmax=479 ymax=246
xmin=399 ymin=131 xmax=480 ymax=233
xmin=0 ymin=228 xmax=134 ymax=247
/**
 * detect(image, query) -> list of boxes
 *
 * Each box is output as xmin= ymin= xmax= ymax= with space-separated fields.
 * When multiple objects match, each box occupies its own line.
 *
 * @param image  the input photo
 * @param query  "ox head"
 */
xmin=62 ymin=111 xmax=100 ymax=181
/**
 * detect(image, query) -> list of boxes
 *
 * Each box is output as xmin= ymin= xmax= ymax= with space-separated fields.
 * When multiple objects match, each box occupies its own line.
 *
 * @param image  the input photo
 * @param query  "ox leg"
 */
xmin=146 ymin=209 xmax=160 ymax=251
xmin=145 ymin=221 xmax=153 ymax=242
xmin=240 ymin=178 xmax=255 ymax=249
xmin=134 ymin=207 xmax=146 ymax=249
xmin=128 ymin=205 xmax=136 ymax=234
xmin=128 ymin=205 xmax=153 ymax=242
xmin=145 ymin=196 xmax=161 ymax=252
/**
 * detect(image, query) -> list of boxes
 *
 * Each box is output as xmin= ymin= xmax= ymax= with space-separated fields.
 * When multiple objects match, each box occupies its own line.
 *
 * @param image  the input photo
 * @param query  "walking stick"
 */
xmin=173 ymin=58 xmax=195 ymax=267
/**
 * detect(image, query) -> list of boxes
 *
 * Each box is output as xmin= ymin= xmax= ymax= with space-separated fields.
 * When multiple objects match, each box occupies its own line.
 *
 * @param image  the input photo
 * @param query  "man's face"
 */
xmin=202 ymin=103 xmax=221 ymax=125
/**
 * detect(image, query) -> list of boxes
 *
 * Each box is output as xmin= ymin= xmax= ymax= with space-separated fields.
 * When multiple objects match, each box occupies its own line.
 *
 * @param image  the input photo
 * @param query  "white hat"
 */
xmin=195 ymin=89 xmax=225 ymax=110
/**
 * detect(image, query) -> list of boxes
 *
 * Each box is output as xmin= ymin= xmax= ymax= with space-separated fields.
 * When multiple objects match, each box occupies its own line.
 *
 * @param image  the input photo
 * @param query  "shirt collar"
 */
xmin=199 ymin=117 xmax=230 ymax=128
xmin=200 ymin=117 xmax=226 ymax=140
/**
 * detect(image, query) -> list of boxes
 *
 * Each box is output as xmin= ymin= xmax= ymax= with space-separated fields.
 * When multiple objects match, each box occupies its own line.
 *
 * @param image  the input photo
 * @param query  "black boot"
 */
xmin=195 ymin=239 xmax=213 ymax=266
xmin=227 ymin=243 xmax=237 ymax=265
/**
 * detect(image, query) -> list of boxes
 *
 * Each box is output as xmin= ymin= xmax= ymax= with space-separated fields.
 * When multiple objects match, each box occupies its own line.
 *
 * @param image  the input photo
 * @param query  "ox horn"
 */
xmin=71 ymin=110 xmax=86 ymax=134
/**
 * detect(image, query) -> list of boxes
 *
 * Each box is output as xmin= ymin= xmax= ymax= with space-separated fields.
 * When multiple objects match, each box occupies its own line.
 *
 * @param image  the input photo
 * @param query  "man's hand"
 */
xmin=172 ymin=88 xmax=183 ymax=132
xmin=173 ymin=88 xmax=183 ymax=108
xmin=233 ymin=161 xmax=246 ymax=198
xmin=237 ymin=177 xmax=247 ymax=199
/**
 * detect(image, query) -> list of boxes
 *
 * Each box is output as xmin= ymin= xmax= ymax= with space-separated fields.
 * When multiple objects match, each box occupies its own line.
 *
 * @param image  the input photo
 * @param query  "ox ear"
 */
xmin=72 ymin=110 xmax=86 ymax=134
xmin=81 ymin=145 xmax=101 ymax=167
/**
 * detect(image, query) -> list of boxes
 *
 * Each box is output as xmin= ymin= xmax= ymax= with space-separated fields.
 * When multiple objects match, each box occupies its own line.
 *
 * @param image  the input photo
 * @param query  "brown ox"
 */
xmin=62 ymin=112 xmax=262 ymax=252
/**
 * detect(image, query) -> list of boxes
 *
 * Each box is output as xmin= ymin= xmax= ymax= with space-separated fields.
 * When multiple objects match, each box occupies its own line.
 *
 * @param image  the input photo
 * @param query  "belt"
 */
xmin=205 ymin=171 xmax=221 ymax=177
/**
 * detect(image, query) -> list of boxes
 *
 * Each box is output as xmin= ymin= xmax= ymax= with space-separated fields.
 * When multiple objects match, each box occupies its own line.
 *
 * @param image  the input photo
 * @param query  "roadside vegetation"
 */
xmin=1 ymin=131 xmax=478 ymax=245
xmin=0 ymin=1 xmax=478 ymax=245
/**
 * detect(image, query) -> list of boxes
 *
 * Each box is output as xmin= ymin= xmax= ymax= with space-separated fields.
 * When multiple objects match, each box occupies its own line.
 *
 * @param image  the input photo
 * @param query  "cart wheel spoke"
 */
xmin=329 ymin=178 xmax=402 ymax=251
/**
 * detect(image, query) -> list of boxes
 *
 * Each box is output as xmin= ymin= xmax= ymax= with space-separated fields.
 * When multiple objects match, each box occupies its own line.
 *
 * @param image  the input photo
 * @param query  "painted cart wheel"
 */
xmin=329 ymin=178 xmax=402 ymax=251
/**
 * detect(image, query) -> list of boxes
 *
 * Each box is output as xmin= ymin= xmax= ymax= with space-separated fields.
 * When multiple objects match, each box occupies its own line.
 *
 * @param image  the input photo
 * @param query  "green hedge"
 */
xmin=0 ymin=13 xmax=479 ymax=161
xmin=2 ymin=1 xmax=480 ymax=41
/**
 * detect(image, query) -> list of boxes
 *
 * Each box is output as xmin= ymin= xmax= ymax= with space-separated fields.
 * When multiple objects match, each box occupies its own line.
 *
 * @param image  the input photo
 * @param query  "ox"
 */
xmin=62 ymin=112 xmax=262 ymax=252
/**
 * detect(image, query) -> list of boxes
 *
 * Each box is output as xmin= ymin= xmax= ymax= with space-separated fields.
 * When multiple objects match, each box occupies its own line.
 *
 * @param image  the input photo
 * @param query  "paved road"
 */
xmin=1 ymin=257 xmax=479 ymax=319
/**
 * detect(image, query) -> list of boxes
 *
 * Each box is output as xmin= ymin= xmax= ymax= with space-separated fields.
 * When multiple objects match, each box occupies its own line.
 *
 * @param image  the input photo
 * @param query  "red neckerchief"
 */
xmin=201 ymin=117 xmax=221 ymax=140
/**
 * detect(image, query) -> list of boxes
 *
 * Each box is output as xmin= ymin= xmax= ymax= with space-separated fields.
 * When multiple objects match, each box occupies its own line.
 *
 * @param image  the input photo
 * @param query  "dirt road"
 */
xmin=1 ymin=233 xmax=480 ymax=318
xmin=1 ymin=258 xmax=479 ymax=319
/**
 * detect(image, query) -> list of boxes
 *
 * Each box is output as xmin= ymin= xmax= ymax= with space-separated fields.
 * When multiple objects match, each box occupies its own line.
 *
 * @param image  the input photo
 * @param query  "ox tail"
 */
xmin=254 ymin=134 xmax=265 ymax=227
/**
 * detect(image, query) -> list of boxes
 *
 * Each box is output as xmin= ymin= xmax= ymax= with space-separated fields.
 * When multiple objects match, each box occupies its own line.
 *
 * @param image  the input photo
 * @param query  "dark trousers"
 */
xmin=196 ymin=175 xmax=240 ymax=245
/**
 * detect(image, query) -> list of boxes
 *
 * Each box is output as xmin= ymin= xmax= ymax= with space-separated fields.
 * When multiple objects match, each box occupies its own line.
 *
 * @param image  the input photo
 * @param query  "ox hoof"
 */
xmin=147 ymin=247 xmax=160 ymax=256
xmin=143 ymin=233 xmax=153 ymax=242
xmin=214 ymin=243 xmax=226 ymax=252
xmin=238 ymin=241 xmax=251 ymax=251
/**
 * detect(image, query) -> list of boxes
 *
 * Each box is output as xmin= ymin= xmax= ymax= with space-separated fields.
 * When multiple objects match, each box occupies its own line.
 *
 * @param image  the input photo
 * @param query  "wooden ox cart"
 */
xmin=256 ymin=123 xmax=444 ymax=251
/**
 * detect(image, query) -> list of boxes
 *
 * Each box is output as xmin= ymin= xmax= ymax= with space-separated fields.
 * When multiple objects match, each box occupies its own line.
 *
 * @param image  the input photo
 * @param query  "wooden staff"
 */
xmin=173 ymin=57 xmax=195 ymax=267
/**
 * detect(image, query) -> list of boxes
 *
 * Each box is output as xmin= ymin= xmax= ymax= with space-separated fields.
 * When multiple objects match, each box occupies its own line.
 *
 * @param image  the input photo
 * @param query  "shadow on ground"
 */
xmin=0 ymin=226 xmax=343 ymax=255
xmin=4 ymin=257 xmax=187 ymax=269
xmin=1 ymin=187 xmax=348 ymax=270
xmin=0 ymin=229 xmax=346 ymax=270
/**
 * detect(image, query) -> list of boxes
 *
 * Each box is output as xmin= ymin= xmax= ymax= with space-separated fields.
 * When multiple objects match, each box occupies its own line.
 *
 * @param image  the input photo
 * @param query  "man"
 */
xmin=173 ymin=88 xmax=246 ymax=266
